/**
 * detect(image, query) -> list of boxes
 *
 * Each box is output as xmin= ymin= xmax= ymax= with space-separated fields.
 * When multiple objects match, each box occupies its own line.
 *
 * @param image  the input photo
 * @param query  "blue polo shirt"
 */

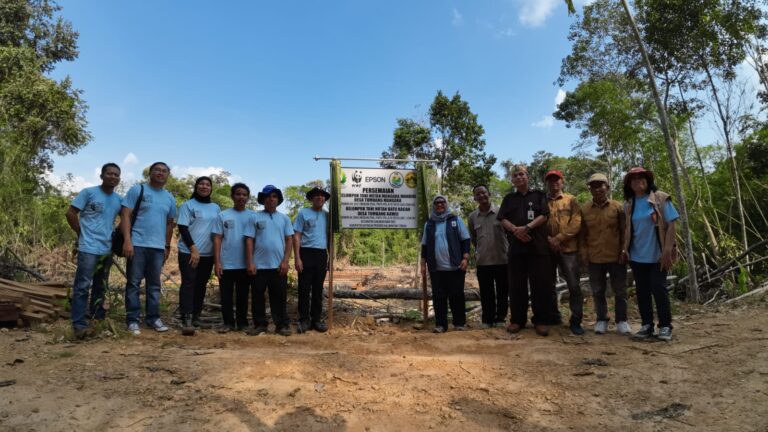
xmin=243 ymin=210 xmax=294 ymax=270
xmin=122 ymin=184 xmax=177 ymax=250
xmin=293 ymin=207 xmax=328 ymax=250
xmin=422 ymin=218 xmax=470 ymax=271
xmin=630 ymin=195 xmax=680 ymax=263
xmin=71 ymin=186 xmax=122 ymax=255
xmin=177 ymin=199 xmax=221 ymax=256
xmin=212 ymin=208 xmax=255 ymax=270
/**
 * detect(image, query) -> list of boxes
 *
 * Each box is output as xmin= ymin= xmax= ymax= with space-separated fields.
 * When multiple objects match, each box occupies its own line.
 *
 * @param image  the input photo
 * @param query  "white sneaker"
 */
xmin=149 ymin=319 xmax=169 ymax=332
xmin=616 ymin=321 xmax=632 ymax=335
xmin=127 ymin=322 xmax=141 ymax=336
xmin=594 ymin=321 xmax=608 ymax=335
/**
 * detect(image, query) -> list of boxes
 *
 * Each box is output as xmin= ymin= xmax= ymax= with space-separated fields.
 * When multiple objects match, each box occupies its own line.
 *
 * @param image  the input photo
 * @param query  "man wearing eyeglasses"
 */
xmin=497 ymin=164 xmax=556 ymax=336
xmin=121 ymin=161 xmax=177 ymax=335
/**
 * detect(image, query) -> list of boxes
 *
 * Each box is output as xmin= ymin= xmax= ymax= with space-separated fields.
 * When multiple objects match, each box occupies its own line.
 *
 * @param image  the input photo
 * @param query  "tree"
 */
xmin=382 ymin=91 xmax=497 ymax=195
xmin=0 ymin=0 xmax=89 ymax=247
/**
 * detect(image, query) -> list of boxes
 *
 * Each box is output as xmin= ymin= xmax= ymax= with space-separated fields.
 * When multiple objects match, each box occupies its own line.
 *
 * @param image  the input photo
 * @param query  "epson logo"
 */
xmin=365 ymin=176 xmax=386 ymax=182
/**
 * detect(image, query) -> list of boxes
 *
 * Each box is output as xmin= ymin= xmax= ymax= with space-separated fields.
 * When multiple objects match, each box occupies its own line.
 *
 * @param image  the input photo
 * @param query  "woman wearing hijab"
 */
xmin=622 ymin=167 xmax=679 ymax=341
xmin=177 ymin=176 xmax=221 ymax=336
xmin=420 ymin=195 xmax=471 ymax=333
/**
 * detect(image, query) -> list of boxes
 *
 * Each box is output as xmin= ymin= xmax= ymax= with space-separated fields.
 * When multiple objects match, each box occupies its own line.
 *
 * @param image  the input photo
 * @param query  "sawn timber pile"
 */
xmin=0 ymin=278 xmax=69 ymax=324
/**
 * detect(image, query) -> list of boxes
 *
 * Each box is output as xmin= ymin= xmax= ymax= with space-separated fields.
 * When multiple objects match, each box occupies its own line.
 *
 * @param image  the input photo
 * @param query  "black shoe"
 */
xmin=191 ymin=313 xmax=202 ymax=327
xmin=569 ymin=323 xmax=585 ymax=335
xmin=181 ymin=314 xmax=195 ymax=336
xmin=247 ymin=325 xmax=268 ymax=336
xmin=276 ymin=326 xmax=292 ymax=336
xmin=73 ymin=327 xmax=93 ymax=340
xmin=296 ymin=321 xmax=311 ymax=334
xmin=312 ymin=321 xmax=328 ymax=333
xmin=216 ymin=325 xmax=234 ymax=334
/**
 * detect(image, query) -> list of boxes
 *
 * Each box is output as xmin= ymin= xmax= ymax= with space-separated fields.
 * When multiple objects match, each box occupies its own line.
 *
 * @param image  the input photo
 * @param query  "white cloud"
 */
xmin=518 ymin=0 xmax=559 ymax=27
xmin=172 ymin=165 xmax=229 ymax=179
xmin=531 ymin=116 xmax=555 ymax=128
xmin=555 ymin=89 xmax=567 ymax=107
xmin=45 ymin=171 xmax=97 ymax=194
xmin=451 ymin=8 xmax=464 ymax=26
xmin=122 ymin=152 xmax=138 ymax=165
xmin=531 ymin=89 xmax=567 ymax=129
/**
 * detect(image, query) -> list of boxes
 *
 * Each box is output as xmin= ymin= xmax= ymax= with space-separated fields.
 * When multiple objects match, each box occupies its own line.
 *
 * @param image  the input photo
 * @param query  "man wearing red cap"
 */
xmin=545 ymin=169 xmax=584 ymax=335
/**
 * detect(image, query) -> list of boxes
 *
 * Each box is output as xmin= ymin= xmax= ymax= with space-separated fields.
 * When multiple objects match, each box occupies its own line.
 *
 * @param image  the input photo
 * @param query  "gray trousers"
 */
xmin=550 ymin=252 xmax=583 ymax=325
xmin=588 ymin=262 xmax=628 ymax=322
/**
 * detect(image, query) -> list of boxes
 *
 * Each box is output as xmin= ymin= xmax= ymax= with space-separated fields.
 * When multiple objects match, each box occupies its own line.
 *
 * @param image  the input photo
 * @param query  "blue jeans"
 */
xmin=71 ymin=252 xmax=112 ymax=330
xmin=125 ymin=246 xmax=164 ymax=325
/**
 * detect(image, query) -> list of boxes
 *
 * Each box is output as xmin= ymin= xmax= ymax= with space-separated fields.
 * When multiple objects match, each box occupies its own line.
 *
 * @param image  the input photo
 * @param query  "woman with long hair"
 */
xmin=622 ymin=167 xmax=679 ymax=341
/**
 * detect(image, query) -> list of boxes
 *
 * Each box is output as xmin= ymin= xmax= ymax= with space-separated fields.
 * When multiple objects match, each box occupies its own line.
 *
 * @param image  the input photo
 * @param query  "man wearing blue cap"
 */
xmin=244 ymin=185 xmax=294 ymax=336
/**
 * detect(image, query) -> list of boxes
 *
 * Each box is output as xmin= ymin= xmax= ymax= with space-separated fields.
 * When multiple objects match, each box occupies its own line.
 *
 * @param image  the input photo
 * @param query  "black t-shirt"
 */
xmin=497 ymin=189 xmax=550 ymax=255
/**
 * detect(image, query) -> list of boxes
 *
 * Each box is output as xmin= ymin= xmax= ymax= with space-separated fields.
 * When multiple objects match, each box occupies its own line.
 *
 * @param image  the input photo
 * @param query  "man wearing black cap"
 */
xmin=293 ymin=186 xmax=331 ymax=333
xmin=244 ymin=185 xmax=294 ymax=336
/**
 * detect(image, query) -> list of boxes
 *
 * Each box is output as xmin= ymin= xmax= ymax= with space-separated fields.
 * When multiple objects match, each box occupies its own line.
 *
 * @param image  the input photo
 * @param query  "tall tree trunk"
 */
xmin=701 ymin=61 xmax=749 ymax=253
xmin=620 ymin=0 xmax=700 ymax=302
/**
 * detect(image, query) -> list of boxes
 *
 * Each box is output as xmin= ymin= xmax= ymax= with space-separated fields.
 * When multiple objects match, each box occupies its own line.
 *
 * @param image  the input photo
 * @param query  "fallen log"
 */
xmin=332 ymin=288 xmax=481 ymax=300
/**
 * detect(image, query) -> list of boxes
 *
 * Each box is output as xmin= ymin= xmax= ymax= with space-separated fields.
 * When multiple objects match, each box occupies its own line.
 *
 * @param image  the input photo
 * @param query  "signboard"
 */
xmin=339 ymin=167 xmax=418 ymax=229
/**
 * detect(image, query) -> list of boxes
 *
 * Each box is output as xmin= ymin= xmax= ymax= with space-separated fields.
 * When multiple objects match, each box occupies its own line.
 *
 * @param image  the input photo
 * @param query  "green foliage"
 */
xmin=336 ymin=229 xmax=420 ymax=266
xmin=284 ymin=179 xmax=325 ymax=221
xmin=0 ymin=0 xmax=87 ymax=250
xmin=382 ymin=91 xmax=497 ymax=196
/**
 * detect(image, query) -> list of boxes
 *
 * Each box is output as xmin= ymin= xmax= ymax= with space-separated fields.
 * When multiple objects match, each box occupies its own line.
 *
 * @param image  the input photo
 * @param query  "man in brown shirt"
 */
xmin=468 ymin=185 xmax=509 ymax=328
xmin=545 ymin=169 xmax=583 ymax=335
xmin=579 ymin=173 xmax=630 ymax=335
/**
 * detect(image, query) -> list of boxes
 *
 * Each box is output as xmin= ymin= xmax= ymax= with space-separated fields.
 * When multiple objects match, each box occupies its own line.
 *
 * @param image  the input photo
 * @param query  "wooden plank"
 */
xmin=0 ymin=278 xmax=67 ymax=298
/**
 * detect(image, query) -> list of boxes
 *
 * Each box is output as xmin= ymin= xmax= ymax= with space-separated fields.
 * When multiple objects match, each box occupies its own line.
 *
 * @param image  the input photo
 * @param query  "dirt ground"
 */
xmin=1 ymin=293 xmax=768 ymax=432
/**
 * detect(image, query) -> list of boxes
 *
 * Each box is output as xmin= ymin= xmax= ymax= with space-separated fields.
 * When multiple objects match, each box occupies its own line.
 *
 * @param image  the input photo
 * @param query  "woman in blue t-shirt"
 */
xmin=177 ymin=176 xmax=221 ymax=335
xmin=621 ymin=167 xmax=679 ymax=342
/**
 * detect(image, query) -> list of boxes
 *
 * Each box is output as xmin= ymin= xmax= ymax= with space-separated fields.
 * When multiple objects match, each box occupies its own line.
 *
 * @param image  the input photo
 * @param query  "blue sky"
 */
xmin=46 ymin=0 xmax=668 ymax=194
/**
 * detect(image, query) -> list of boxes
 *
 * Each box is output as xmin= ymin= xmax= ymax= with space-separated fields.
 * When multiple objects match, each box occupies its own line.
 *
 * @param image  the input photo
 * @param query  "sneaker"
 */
xmin=296 ymin=321 xmax=311 ymax=334
xmin=454 ymin=325 xmax=465 ymax=331
xmin=657 ymin=326 xmax=673 ymax=341
xmin=633 ymin=324 xmax=655 ymax=339
xmin=247 ymin=325 xmax=268 ymax=336
xmin=149 ymin=319 xmax=169 ymax=332
xmin=312 ymin=321 xmax=328 ymax=333
xmin=616 ymin=321 xmax=632 ymax=335
xmin=127 ymin=322 xmax=141 ymax=336
xmin=506 ymin=323 xmax=522 ymax=334
xmin=534 ymin=324 xmax=549 ymax=337
xmin=433 ymin=326 xmax=446 ymax=334
xmin=594 ymin=321 xmax=608 ymax=335
xmin=569 ymin=323 xmax=585 ymax=335
xmin=480 ymin=323 xmax=493 ymax=329
xmin=276 ymin=326 xmax=292 ymax=337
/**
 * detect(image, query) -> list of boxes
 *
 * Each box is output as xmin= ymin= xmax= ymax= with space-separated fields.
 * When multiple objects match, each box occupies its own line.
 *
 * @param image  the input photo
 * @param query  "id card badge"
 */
xmin=527 ymin=202 xmax=535 ymax=221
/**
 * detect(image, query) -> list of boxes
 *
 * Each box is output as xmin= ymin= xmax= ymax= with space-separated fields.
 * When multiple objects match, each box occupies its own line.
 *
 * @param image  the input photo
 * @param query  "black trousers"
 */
xmin=297 ymin=248 xmax=328 ymax=323
xmin=476 ymin=264 xmax=509 ymax=324
xmin=508 ymin=253 xmax=556 ymax=327
xmin=220 ymin=269 xmax=251 ymax=328
xmin=630 ymin=261 xmax=672 ymax=329
xmin=178 ymin=253 xmax=214 ymax=316
xmin=252 ymin=269 xmax=289 ymax=328
xmin=429 ymin=270 xmax=466 ymax=328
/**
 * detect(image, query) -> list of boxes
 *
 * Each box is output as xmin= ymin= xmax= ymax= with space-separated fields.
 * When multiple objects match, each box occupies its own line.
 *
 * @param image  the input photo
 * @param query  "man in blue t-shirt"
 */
xmin=212 ymin=183 xmax=256 ymax=331
xmin=293 ymin=186 xmax=330 ymax=333
xmin=65 ymin=163 xmax=123 ymax=339
xmin=244 ymin=185 xmax=294 ymax=336
xmin=120 ymin=162 xmax=177 ymax=335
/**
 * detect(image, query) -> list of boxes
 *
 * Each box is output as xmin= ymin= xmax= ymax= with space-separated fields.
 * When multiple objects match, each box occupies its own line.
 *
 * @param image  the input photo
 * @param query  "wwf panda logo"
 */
xmin=352 ymin=170 xmax=363 ymax=184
